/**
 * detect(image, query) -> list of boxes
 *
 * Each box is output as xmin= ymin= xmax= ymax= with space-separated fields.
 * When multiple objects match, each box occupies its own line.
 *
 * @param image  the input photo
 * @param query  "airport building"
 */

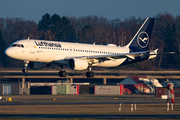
xmin=0 ymin=82 xmax=30 ymax=95
xmin=156 ymin=87 xmax=180 ymax=98
xmin=0 ymin=72 xmax=180 ymax=96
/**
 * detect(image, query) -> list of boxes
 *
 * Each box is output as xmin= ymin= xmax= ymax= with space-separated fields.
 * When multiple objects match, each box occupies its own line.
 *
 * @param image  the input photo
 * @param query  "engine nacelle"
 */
xmin=28 ymin=62 xmax=50 ymax=70
xmin=68 ymin=58 xmax=88 ymax=70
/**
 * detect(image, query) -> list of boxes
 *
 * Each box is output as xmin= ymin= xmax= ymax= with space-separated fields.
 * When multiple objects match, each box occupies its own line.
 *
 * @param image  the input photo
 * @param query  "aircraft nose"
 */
xmin=4 ymin=48 xmax=12 ymax=57
xmin=4 ymin=48 xmax=8 ymax=56
xmin=4 ymin=47 xmax=21 ymax=60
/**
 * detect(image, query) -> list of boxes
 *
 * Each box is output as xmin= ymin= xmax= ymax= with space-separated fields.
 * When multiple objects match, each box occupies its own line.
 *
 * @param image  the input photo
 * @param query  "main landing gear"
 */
xmin=58 ymin=66 xmax=94 ymax=78
xmin=86 ymin=67 xmax=94 ymax=78
xmin=58 ymin=66 xmax=67 ymax=77
xmin=22 ymin=61 xmax=28 ymax=73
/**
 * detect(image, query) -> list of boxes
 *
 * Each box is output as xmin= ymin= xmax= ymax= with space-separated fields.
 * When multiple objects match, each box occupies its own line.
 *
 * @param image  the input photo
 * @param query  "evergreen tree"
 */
xmin=37 ymin=13 xmax=76 ymax=42
xmin=161 ymin=23 xmax=177 ymax=69
xmin=37 ymin=13 xmax=51 ymax=31
xmin=0 ymin=29 xmax=6 ymax=67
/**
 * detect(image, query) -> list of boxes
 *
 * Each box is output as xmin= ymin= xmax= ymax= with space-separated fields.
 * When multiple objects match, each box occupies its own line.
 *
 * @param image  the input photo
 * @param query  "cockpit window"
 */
xmin=12 ymin=44 xmax=24 ymax=48
xmin=12 ymin=44 xmax=17 ymax=47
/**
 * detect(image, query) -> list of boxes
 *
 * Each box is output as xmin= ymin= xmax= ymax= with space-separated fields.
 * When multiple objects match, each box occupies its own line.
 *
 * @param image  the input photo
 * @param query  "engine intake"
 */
xmin=68 ymin=58 xmax=88 ymax=70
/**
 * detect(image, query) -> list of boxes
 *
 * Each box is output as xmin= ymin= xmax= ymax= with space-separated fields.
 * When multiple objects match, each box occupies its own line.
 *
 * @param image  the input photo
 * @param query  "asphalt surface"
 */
xmin=0 ymin=114 xmax=180 ymax=119
xmin=0 ymin=100 xmax=180 ymax=119
xmin=0 ymin=99 xmax=178 ymax=105
xmin=0 ymin=102 xmax=170 ymax=105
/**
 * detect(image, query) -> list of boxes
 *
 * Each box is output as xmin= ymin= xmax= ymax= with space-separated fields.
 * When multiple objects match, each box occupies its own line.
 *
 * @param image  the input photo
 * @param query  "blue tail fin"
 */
xmin=126 ymin=17 xmax=155 ymax=52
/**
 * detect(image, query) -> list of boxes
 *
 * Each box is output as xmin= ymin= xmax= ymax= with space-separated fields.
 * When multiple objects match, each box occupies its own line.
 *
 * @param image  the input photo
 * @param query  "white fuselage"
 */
xmin=5 ymin=39 xmax=130 ymax=67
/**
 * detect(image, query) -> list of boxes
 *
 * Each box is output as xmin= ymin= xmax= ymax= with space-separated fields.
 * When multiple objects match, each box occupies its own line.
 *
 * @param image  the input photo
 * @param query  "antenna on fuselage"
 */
xmin=93 ymin=42 xmax=95 ymax=45
xmin=27 ymin=37 xmax=30 ymax=40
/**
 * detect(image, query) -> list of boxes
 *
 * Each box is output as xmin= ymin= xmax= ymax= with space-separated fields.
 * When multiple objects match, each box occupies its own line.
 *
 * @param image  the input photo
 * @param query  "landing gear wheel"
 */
xmin=22 ymin=68 xmax=28 ymax=73
xmin=86 ymin=71 xmax=94 ymax=78
xmin=22 ymin=61 xmax=29 ymax=73
xmin=58 ymin=70 xmax=67 ymax=77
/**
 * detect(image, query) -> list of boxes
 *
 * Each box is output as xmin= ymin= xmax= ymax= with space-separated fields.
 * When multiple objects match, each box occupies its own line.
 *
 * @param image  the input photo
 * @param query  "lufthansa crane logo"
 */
xmin=137 ymin=31 xmax=149 ymax=48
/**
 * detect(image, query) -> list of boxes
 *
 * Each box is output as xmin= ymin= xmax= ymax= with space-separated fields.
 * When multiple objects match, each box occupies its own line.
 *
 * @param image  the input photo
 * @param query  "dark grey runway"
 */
xmin=0 ymin=101 xmax=176 ymax=106
xmin=1 ymin=101 xmax=179 ymax=119
xmin=0 ymin=114 xmax=180 ymax=119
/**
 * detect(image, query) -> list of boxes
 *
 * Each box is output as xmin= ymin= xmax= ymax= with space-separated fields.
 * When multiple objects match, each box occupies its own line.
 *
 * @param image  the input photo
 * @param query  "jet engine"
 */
xmin=68 ymin=58 xmax=88 ymax=70
xmin=28 ymin=62 xmax=51 ymax=70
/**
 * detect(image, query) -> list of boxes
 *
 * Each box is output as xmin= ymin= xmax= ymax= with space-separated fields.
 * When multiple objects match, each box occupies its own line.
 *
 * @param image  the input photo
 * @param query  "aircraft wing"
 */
xmin=86 ymin=51 xmax=148 ymax=60
xmin=87 ymin=49 xmax=174 ymax=60
xmin=64 ymin=49 xmax=174 ymax=62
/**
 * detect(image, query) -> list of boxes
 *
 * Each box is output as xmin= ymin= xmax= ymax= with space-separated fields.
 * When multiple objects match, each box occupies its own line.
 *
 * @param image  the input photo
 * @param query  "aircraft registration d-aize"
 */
xmin=4 ymin=17 xmax=163 ymax=78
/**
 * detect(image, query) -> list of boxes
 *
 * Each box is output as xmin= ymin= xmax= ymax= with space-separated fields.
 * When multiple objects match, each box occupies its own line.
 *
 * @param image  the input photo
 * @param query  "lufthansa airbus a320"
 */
xmin=5 ymin=17 xmax=162 ymax=78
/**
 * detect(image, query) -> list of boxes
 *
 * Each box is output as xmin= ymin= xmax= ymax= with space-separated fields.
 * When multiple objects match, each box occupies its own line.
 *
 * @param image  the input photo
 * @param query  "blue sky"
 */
xmin=0 ymin=0 xmax=180 ymax=23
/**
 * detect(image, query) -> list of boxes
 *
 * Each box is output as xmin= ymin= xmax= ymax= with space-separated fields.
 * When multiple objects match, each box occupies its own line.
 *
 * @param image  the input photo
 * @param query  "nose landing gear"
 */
xmin=22 ymin=61 xmax=29 ymax=73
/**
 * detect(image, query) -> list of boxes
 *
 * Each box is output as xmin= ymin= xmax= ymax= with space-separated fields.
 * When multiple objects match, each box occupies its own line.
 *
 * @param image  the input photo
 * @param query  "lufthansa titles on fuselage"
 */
xmin=34 ymin=41 xmax=62 ymax=48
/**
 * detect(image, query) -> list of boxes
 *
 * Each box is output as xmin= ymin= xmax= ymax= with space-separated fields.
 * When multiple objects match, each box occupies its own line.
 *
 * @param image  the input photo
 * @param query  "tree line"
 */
xmin=0 ymin=12 xmax=179 ymax=70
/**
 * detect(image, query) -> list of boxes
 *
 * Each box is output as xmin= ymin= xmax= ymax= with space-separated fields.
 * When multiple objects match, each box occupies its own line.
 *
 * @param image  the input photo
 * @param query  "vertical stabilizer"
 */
xmin=126 ymin=17 xmax=155 ymax=52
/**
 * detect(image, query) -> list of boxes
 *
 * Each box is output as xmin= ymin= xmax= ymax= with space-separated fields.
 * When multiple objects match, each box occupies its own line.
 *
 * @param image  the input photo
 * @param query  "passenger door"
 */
xmin=29 ymin=41 xmax=35 ymax=53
